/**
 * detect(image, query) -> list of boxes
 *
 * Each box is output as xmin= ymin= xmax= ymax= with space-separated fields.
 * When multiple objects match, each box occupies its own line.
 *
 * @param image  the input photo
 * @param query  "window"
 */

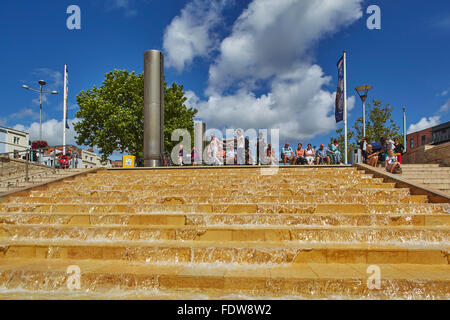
xmin=421 ymin=135 xmax=426 ymax=145
xmin=410 ymin=139 xmax=414 ymax=149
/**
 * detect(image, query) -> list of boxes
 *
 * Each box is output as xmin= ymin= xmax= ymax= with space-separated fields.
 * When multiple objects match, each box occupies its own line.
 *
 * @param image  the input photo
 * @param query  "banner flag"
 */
xmin=335 ymin=56 xmax=344 ymax=123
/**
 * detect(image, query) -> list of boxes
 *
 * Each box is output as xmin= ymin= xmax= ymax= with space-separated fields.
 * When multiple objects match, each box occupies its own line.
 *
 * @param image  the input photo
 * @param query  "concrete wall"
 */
xmin=404 ymin=141 xmax=450 ymax=167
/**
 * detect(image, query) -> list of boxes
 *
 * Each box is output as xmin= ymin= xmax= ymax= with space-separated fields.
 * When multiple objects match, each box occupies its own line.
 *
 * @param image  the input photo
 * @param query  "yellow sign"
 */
xmin=122 ymin=155 xmax=135 ymax=168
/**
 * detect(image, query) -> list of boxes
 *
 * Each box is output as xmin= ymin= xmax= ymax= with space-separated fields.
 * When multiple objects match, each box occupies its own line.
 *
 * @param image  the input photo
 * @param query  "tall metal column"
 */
xmin=144 ymin=50 xmax=165 ymax=167
xmin=403 ymin=107 xmax=407 ymax=153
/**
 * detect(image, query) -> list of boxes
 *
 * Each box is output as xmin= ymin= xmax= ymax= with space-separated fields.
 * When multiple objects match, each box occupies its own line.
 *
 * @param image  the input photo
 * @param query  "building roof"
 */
xmin=0 ymin=126 xmax=29 ymax=135
xmin=432 ymin=121 xmax=450 ymax=132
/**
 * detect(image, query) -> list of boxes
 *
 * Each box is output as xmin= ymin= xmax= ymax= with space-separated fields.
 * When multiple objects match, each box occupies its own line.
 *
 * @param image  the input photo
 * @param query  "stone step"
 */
xmin=1 ymin=241 xmax=448 ymax=265
xmin=1 ymin=224 xmax=448 ymax=244
xmin=3 ymin=194 xmax=427 ymax=205
xmin=0 ymin=203 xmax=447 ymax=215
xmin=406 ymin=179 xmax=450 ymax=186
xmin=67 ymin=178 xmax=381 ymax=187
xmin=47 ymin=182 xmax=398 ymax=192
xmin=401 ymin=164 xmax=441 ymax=168
xmin=0 ymin=259 xmax=448 ymax=299
xmin=1 ymin=212 xmax=449 ymax=227
xmin=401 ymin=173 xmax=450 ymax=179
xmin=401 ymin=168 xmax=450 ymax=173
xmin=24 ymin=187 xmax=408 ymax=198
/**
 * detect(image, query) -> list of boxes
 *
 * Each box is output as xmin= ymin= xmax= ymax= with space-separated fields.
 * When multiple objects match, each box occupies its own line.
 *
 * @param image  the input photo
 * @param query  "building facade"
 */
xmin=432 ymin=121 xmax=450 ymax=145
xmin=81 ymin=149 xmax=102 ymax=168
xmin=0 ymin=126 xmax=29 ymax=157
xmin=406 ymin=127 xmax=433 ymax=152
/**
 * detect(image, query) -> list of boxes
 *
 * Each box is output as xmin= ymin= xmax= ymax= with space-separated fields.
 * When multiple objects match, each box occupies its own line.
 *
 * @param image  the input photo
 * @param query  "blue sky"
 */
xmin=1 ymin=0 xmax=449 ymax=160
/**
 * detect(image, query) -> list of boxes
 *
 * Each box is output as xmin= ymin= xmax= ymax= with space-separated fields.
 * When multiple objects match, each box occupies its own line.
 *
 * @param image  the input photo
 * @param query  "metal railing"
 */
xmin=0 ymin=145 xmax=82 ymax=184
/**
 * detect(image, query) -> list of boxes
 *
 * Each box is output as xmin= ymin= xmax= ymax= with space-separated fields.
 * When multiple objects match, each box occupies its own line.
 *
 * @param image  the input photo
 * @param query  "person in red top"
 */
xmin=294 ymin=143 xmax=306 ymax=165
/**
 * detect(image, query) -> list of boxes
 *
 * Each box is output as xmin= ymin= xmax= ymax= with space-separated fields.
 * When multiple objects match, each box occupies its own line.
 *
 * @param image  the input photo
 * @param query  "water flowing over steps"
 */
xmin=0 ymin=167 xmax=448 ymax=299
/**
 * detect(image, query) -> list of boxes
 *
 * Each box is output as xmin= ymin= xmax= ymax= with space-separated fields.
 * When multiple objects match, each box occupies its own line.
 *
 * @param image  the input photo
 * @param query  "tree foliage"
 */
xmin=74 ymin=70 xmax=197 ymax=162
xmin=352 ymin=99 xmax=402 ymax=143
xmin=330 ymin=99 xmax=401 ymax=159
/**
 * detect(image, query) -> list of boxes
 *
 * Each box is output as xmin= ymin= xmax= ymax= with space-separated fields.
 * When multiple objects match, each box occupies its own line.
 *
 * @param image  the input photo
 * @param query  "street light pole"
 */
xmin=355 ymin=85 xmax=373 ymax=139
xmin=362 ymin=99 xmax=366 ymax=138
xmin=22 ymin=80 xmax=58 ymax=142
xmin=403 ymin=107 xmax=407 ymax=153
xmin=39 ymin=83 xmax=43 ymax=141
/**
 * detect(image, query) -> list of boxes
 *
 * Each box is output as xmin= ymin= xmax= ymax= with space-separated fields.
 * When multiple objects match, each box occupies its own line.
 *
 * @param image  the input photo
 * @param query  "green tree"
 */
xmin=352 ymin=99 xmax=402 ymax=143
xmin=330 ymin=99 xmax=402 ymax=162
xmin=74 ymin=70 xmax=197 ymax=162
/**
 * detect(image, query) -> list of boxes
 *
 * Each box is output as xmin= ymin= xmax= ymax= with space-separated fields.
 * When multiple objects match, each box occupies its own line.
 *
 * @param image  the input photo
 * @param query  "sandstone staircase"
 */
xmin=0 ymin=167 xmax=448 ymax=299
xmin=400 ymin=164 xmax=450 ymax=195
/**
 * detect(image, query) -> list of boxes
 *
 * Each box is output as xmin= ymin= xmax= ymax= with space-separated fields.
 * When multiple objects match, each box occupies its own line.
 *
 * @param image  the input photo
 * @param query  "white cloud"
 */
xmin=193 ymin=64 xmax=356 ymax=140
xmin=207 ymin=0 xmax=363 ymax=94
xmin=31 ymin=68 xmax=63 ymax=91
xmin=9 ymin=108 xmax=40 ymax=121
xmin=13 ymin=118 xmax=79 ymax=146
xmin=441 ymin=89 xmax=448 ymax=97
xmin=163 ymin=0 xmax=230 ymax=71
xmin=177 ymin=0 xmax=362 ymax=141
xmin=107 ymin=0 xmax=138 ymax=17
xmin=407 ymin=116 xmax=441 ymax=134
xmin=440 ymin=99 xmax=450 ymax=112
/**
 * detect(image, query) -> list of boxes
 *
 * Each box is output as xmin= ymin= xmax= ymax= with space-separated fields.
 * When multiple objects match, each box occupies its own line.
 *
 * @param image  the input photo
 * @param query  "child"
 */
xmin=385 ymin=149 xmax=401 ymax=174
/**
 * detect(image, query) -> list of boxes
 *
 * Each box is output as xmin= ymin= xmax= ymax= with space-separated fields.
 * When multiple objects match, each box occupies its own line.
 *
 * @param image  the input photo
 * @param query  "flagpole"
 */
xmin=343 ymin=50 xmax=348 ymax=164
xmin=63 ymin=64 xmax=68 ymax=156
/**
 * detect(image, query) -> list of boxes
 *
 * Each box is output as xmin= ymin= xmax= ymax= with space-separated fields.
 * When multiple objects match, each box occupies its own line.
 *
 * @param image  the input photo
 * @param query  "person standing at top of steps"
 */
xmin=208 ymin=134 xmax=223 ymax=166
xmin=178 ymin=144 xmax=184 ymax=166
xmin=394 ymin=138 xmax=405 ymax=164
xmin=257 ymin=132 xmax=266 ymax=165
xmin=236 ymin=130 xmax=245 ymax=165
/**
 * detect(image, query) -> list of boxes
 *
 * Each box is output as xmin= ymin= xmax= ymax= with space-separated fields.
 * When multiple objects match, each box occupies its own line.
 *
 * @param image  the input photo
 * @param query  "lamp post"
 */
xmin=355 ymin=85 xmax=373 ymax=138
xmin=403 ymin=107 xmax=407 ymax=153
xmin=22 ymin=80 xmax=58 ymax=141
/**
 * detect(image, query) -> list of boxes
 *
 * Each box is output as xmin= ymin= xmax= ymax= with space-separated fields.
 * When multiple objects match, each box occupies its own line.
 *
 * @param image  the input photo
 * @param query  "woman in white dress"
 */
xmin=305 ymin=144 xmax=315 ymax=165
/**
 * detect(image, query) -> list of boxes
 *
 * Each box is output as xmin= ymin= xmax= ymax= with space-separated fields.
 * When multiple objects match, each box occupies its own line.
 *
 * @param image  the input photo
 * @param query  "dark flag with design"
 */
xmin=335 ymin=56 xmax=344 ymax=123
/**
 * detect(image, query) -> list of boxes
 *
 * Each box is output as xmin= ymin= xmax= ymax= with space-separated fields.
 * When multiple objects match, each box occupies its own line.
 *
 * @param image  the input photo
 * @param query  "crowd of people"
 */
xmin=360 ymin=137 xmax=405 ymax=174
xmin=176 ymin=132 xmax=406 ymax=174
xmin=280 ymin=140 xmax=343 ymax=166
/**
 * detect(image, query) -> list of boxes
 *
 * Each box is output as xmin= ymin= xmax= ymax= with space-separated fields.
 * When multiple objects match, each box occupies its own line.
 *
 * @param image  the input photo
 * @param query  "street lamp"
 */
xmin=403 ymin=107 xmax=407 ymax=153
xmin=22 ymin=80 xmax=58 ymax=141
xmin=355 ymin=85 xmax=373 ymax=138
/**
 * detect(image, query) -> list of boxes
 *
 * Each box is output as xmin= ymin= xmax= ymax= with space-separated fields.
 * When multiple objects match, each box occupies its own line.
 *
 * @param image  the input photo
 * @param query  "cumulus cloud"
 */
xmin=13 ymin=119 xmax=79 ymax=146
xmin=173 ymin=0 xmax=362 ymax=141
xmin=193 ymin=64 xmax=356 ymax=140
xmin=440 ymin=99 xmax=450 ymax=112
xmin=207 ymin=0 xmax=363 ymax=94
xmin=9 ymin=108 xmax=40 ymax=121
xmin=407 ymin=116 xmax=441 ymax=134
xmin=163 ymin=0 xmax=230 ymax=71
